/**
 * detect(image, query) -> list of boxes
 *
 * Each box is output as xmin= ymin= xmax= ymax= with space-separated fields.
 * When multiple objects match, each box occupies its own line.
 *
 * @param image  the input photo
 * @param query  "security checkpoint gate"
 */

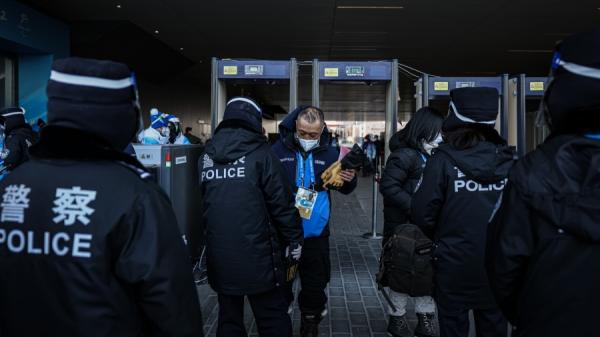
xmin=312 ymin=59 xmax=399 ymax=240
xmin=509 ymin=75 xmax=549 ymax=156
xmin=211 ymin=58 xmax=299 ymax=132
xmin=415 ymin=75 xmax=511 ymax=140
xmin=132 ymin=144 xmax=204 ymax=259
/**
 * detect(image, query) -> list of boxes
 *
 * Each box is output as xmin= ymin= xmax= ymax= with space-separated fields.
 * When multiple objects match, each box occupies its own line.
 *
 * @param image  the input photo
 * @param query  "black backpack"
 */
xmin=376 ymin=224 xmax=434 ymax=297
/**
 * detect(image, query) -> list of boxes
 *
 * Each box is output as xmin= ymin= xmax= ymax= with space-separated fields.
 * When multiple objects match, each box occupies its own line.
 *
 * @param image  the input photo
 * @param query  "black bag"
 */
xmin=376 ymin=224 xmax=434 ymax=297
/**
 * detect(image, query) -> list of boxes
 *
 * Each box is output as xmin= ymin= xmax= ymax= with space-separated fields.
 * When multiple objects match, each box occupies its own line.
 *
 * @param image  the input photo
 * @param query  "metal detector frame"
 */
xmin=510 ymin=75 xmax=549 ymax=157
xmin=312 ymin=59 xmax=399 ymax=240
xmin=210 ymin=58 xmax=299 ymax=132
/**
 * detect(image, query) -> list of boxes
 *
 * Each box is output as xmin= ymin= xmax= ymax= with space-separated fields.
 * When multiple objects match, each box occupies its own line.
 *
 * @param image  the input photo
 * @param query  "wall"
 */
xmin=0 ymin=0 xmax=69 ymax=121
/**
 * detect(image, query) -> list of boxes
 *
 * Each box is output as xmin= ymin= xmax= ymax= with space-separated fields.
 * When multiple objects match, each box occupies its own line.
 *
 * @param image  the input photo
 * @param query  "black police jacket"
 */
xmin=380 ymin=134 xmax=426 ymax=228
xmin=0 ymin=126 xmax=204 ymax=337
xmin=3 ymin=125 xmax=35 ymax=171
xmin=199 ymin=123 xmax=303 ymax=296
xmin=487 ymin=134 xmax=600 ymax=337
xmin=412 ymin=140 xmax=515 ymax=310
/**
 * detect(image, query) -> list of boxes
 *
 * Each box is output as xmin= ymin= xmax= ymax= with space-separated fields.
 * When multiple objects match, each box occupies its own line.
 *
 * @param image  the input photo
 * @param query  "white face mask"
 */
xmin=297 ymin=135 xmax=320 ymax=152
xmin=161 ymin=127 xmax=170 ymax=138
xmin=422 ymin=133 xmax=443 ymax=155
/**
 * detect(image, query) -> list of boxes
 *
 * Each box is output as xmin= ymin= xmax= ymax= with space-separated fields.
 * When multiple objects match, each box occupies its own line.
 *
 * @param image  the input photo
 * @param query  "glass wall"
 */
xmin=0 ymin=54 xmax=16 ymax=108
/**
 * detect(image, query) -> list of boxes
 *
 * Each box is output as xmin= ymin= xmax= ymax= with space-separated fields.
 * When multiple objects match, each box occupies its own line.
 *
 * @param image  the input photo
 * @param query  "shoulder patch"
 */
xmin=117 ymin=161 xmax=152 ymax=180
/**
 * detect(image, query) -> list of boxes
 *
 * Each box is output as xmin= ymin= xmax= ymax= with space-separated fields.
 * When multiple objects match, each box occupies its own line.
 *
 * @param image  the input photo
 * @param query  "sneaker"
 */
xmin=387 ymin=315 xmax=412 ymax=337
xmin=414 ymin=313 xmax=437 ymax=337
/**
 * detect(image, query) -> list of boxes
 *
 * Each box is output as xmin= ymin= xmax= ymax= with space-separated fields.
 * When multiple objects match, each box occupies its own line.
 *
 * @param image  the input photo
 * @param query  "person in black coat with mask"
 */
xmin=412 ymin=87 xmax=514 ymax=337
xmin=486 ymin=29 xmax=600 ymax=337
xmin=199 ymin=97 xmax=303 ymax=337
xmin=380 ymin=107 xmax=444 ymax=337
xmin=0 ymin=107 xmax=35 ymax=172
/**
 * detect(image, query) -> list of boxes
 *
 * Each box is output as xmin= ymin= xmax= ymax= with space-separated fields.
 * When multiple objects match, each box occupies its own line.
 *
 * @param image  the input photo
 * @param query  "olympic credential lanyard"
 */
xmin=295 ymin=152 xmax=317 ymax=220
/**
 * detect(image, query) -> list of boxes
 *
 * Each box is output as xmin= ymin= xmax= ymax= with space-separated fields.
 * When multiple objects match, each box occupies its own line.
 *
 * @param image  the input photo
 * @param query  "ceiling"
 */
xmin=17 ymin=0 xmax=600 ymax=119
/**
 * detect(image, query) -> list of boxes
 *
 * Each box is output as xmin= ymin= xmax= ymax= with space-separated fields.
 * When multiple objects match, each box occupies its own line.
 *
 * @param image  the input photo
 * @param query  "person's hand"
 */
xmin=339 ymin=169 xmax=356 ymax=182
xmin=286 ymin=243 xmax=302 ymax=261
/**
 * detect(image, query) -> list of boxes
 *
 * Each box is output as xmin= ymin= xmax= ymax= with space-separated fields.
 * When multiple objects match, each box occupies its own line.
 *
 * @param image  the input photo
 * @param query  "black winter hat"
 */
xmin=0 ymin=107 xmax=27 ymax=133
xmin=46 ymin=57 xmax=140 ymax=150
xmin=443 ymin=87 xmax=499 ymax=132
xmin=218 ymin=97 xmax=263 ymax=134
xmin=545 ymin=28 xmax=600 ymax=134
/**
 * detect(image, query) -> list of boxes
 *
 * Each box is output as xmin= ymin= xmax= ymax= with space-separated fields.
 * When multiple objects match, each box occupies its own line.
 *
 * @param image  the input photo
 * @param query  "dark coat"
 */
xmin=270 ymin=107 xmax=357 ymax=238
xmin=412 ymin=140 xmax=515 ymax=310
xmin=0 ymin=126 xmax=204 ymax=337
xmin=486 ymin=134 xmax=600 ymax=337
xmin=380 ymin=134 xmax=427 ymax=232
xmin=3 ymin=123 xmax=35 ymax=171
xmin=200 ymin=118 xmax=303 ymax=296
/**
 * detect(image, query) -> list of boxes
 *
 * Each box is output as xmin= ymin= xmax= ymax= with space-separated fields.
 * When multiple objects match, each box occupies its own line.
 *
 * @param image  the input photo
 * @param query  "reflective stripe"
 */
xmin=227 ymin=97 xmax=262 ymax=113
xmin=450 ymin=101 xmax=496 ymax=125
xmin=1 ymin=111 xmax=24 ymax=117
xmin=585 ymin=134 xmax=600 ymax=140
xmin=559 ymin=60 xmax=600 ymax=80
xmin=50 ymin=70 xmax=134 ymax=89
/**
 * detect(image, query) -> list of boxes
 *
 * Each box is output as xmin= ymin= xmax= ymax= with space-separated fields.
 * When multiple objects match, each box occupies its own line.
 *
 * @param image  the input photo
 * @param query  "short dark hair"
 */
xmin=185 ymin=126 xmax=192 ymax=132
xmin=395 ymin=107 xmax=444 ymax=150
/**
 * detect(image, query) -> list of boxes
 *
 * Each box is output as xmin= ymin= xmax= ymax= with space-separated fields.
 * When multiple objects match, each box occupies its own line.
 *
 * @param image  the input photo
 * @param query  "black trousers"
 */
xmin=285 ymin=236 xmax=331 ymax=314
xmin=217 ymin=287 xmax=291 ymax=337
xmin=438 ymin=304 xmax=507 ymax=337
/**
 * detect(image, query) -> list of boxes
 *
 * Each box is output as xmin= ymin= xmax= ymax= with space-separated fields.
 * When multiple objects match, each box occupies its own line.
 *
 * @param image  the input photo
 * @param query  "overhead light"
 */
xmin=179 ymin=47 xmax=184 ymax=51
xmin=337 ymin=6 xmax=404 ymax=9
xmin=507 ymin=49 xmax=553 ymax=53
xmin=116 ymin=4 xmax=122 ymax=9
xmin=154 ymin=30 xmax=159 ymax=34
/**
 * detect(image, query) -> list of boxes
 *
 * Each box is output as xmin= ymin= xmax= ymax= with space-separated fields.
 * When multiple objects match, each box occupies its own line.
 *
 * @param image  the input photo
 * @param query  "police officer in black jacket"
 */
xmin=412 ymin=87 xmax=514 ymax=337
xmin=487 ymin=29 xmax=600 ymax=337
xmin=0 ymin=107 xmax=35 ymax=172
xmin=199 ymin=97 xmax=303 ymax=337
xmin=0 ymin=58 xmax=204 ymax=337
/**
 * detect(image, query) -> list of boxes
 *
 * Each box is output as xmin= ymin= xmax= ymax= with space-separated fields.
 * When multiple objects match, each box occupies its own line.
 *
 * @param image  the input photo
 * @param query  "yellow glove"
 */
xmin=321 ymin=161 xmax=344 ymax=189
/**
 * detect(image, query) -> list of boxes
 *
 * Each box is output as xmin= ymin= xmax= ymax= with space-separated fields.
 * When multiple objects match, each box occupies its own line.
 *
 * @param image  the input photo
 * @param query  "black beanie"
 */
xmin=46 ymin=57 xmax=139 ymax=150
xmin=545 ymin=28 xmax=600 ymax=134
xmin=443 ymin=87 xmax=499 ymax=132
xmin=0 ymin=107 xmax=27 ymax=134
xmin=217 ymin=97 xmax=263 ymax=134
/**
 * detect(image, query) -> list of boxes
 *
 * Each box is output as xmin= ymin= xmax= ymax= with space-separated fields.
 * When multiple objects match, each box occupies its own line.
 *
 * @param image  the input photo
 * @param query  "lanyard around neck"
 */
xmin=296 ymin=152 xmax=315 ymax=188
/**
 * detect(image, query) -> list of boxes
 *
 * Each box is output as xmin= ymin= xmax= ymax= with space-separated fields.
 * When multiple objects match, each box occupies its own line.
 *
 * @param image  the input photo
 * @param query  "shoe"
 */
xmin=387 ymin=315 xmax=412 ymax=337
xmin=414 ymin=313 xmax=437 ymax=337
xmin=300 ymin=311 xmax=322 ymax=337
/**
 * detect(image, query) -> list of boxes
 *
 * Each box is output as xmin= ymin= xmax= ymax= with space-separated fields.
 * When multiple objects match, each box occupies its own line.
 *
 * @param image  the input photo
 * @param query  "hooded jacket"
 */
xmin=380 ymin=133 xmax=427 ymax=228
xmin=199 ymin=111 xmax=302 ymax=296
xmin=0 ymin=126 xmax=204 ymax=337
xmin=486 ymin=134 xmax=600 ymax=337
xmin=3 ymin=115 xmax=35 ymax=171
xmin=412 ymin=137 xmax=515 ymax=310
xmin=270 ymin=107 xmax=357 ymax=238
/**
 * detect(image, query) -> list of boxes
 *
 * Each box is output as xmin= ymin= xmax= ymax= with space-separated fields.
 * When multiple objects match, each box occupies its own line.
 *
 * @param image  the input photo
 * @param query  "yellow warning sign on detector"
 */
xmin=434 ymin=82 xmax=449 ymax=91
xmin=324 ymin=68 xmax=339 ymax=77
xmin=530 ymin=82 xmax=545 ymax=91
xmin=223 ymin=66 xmax=238 ymax=75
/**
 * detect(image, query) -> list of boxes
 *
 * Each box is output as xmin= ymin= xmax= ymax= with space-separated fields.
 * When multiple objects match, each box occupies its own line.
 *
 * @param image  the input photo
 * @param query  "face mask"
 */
xmin=297 ymin=135 xmax=320 ymax=152
xmin=161 ymin=127 xmax=170 ymax=138
xmin=422 ymin=133 xmax=443 ymax=155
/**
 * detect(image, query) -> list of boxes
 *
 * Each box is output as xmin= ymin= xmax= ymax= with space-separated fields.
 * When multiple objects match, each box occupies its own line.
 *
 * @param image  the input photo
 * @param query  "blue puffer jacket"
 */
xmin=271 ymin=106 xmax=358 ymax=238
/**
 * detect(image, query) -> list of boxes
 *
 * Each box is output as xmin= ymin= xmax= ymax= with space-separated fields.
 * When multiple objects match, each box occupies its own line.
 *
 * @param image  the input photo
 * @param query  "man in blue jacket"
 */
xmin=271 ymin=106 xmax=357 ymax=337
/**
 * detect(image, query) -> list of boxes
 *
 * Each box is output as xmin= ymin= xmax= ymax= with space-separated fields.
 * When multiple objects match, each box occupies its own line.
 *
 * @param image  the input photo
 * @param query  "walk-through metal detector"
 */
xmin=415 ymin=75 xmax=511 ymax=140
xmin=509 ymin=75 xmax=549 ymax=157
xmin=132 ymin=144 xmax=204 ymax=259
xmin=312 ymin=59 xmax=399 ymax=240
xmin=211 ymin=58 xmax=298 ymax=132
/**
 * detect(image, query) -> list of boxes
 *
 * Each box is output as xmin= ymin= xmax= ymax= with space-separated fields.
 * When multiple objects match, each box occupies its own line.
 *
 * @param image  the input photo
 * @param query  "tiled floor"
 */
xmin=197 ymin=176 xmax=422 ymax=337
